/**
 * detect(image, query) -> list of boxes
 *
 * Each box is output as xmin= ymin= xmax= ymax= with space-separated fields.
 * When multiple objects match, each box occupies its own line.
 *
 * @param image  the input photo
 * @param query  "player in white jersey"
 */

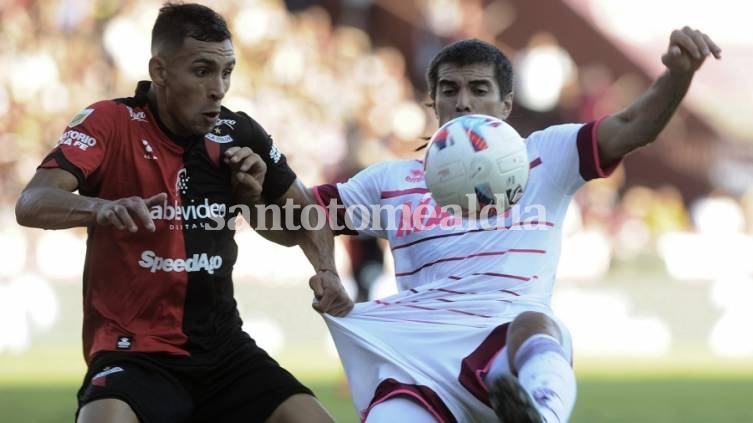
xmin=312 ymin=27 xmax=720 ymax=422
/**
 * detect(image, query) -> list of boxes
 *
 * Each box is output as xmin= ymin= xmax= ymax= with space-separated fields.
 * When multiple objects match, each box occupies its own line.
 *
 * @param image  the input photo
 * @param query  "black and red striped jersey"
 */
xmin=40 ymin=81 xmax=296 ymax=363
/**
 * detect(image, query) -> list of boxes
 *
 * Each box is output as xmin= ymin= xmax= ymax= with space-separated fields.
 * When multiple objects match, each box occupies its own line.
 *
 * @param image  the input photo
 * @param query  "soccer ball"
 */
xmin=424 ymin=114 xmax=529 ymax=213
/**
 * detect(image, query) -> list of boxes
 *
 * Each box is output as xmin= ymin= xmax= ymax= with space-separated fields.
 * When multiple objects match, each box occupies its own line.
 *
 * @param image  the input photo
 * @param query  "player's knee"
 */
xmin=509 ymin=311 xmax=562 ymax=343
xmin=506 ymin=312 xmax=563 ymax=371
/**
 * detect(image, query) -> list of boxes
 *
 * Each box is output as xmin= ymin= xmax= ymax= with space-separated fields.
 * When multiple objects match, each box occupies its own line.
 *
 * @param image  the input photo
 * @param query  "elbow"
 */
xmin=256 ymin=229 xmax=299 ymax=247
xmin=276 ymin=232 xmax=300 ymax=247
xmin=280 ymin=239 xmax=299 ymax=248
xmin=15 ymin=191 xmax=35 ymax=227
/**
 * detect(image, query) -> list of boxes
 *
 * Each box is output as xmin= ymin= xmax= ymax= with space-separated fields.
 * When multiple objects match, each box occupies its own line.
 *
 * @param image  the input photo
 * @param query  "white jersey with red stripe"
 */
xmin=318 ymin=120 xmax=617 ymax=422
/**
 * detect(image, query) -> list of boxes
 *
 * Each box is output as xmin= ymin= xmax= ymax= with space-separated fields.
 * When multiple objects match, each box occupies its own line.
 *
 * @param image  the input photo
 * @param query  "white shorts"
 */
xmin=325 ymin=276 xmax=572 ymax=422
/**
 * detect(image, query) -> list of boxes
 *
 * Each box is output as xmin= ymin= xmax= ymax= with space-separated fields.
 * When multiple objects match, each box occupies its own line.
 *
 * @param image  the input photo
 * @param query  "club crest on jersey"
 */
xmin=67 ymin=108 xmax=94 ymax=128
xmin=205 ymin=126 xmax=233 ymax=144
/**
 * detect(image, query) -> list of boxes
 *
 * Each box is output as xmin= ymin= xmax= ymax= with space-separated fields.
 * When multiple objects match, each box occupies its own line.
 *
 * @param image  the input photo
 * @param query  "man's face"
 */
xmin=160 ymin=38 xmax=235 ymax=136
xmin=433 ymin=62 xmax=511 ymax=126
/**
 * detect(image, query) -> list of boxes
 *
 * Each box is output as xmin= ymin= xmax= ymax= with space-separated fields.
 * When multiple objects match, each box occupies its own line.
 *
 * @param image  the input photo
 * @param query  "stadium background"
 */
xmin=1 ymin=0 xmax=752 ymax=421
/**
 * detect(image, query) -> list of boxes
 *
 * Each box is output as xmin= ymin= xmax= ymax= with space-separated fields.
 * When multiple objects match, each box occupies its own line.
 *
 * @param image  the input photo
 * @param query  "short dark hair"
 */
xmin=151 ymin=3 xmax=232 ymax=55
xmin=426 ymin=39 xmax=513 ymax=102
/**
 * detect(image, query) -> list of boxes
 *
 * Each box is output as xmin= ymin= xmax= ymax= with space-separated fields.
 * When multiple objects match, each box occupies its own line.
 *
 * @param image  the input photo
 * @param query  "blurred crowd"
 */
xmin=2 ymin=0 xmax=753 ymax=357
xmin=2 ymin=0 xmax=752 ymax=282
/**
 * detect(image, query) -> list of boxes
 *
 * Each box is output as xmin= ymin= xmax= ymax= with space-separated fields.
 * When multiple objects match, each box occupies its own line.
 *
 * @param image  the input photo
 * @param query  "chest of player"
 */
xmin=92 ymin=121 xmax=234 ymax=209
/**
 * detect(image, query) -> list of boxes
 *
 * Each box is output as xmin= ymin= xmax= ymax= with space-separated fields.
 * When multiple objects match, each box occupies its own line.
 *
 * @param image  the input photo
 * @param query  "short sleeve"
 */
xmin=313 ymin=162 xmax=390 ymax=238
xmin=526 ymin=119 xmax=620 ymax=195
xmin=38 ymin=101 xmax=114 ymax=188
xmin=235 ymin=111 xmax=297 ymax=201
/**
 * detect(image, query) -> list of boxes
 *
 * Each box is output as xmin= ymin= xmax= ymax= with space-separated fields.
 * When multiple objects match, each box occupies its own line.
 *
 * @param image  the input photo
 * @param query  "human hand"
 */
xmin=662 ymin=26 xmax=721 ymax=75
xmin=224 ymin=146 xmax=267 ymax=204
xmin=309 ymin=269 xmax=354 ymax=316
xmin=95 ymin=192 xmax=166 ymax=232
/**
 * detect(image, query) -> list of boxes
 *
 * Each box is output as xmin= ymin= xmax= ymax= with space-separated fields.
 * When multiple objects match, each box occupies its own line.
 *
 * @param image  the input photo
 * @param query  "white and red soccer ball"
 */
xmin=424 ymin=114 xmax=529 ymax=212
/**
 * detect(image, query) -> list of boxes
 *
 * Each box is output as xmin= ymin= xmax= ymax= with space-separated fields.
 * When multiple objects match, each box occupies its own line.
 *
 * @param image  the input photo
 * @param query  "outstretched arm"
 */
xmin=597 ymin=26 xmax=722 ymax=164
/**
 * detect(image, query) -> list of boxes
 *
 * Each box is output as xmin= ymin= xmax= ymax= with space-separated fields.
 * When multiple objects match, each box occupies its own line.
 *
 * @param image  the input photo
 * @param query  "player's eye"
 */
xmin=194 ymin=68 xmax=208 ymax=77
xmin=471 ymin=85 xmax=490 ymax=95
xmin=222 ymin=68 xmax=233 ymax=78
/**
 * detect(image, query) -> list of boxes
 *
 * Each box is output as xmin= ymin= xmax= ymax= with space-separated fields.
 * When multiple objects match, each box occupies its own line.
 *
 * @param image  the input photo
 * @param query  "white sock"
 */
xmin=514 ymin=334 xmax=577 ymax=423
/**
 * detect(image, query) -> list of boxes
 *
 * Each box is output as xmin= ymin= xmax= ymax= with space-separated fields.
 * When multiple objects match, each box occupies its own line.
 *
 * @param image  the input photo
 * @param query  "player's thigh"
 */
xmin=366 ymin=397 xmax=438 ymax=423
xmin=77 ymin=358 xmax=192 ymax=423
xmin=77 ymin=398 xmax=139 ymax=423
xmin=265 ymin=393 xmax=334 ymax=423
xmin=190 ymin=339 xmax=319 ymax=422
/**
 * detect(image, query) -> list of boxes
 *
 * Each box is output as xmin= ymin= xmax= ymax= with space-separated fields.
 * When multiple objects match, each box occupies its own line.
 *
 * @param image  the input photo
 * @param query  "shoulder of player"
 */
xmin=525 ymin=123 xmax=584 ymax=143
xmin=355 ymin=159 xmax=419 ymax=183
xmin=359 ymin=159 xmax=406 ymax=173
xmin=220 ymin=109 xmax=262 ymax=134
xmin=65 ymin=100 xmax=123 ymax=126
xmin=209 ymin=108 xmax=271 ymax=144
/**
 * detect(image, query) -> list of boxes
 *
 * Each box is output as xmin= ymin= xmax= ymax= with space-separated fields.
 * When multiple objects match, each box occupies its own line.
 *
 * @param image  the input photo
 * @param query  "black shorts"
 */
xmin=76 ymin=334 xmax=313 ymax=422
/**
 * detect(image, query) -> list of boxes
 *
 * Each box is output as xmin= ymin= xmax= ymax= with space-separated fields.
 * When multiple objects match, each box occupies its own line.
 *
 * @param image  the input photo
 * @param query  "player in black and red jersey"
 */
xmin=15 ymin=3 xmax=351 ymax=422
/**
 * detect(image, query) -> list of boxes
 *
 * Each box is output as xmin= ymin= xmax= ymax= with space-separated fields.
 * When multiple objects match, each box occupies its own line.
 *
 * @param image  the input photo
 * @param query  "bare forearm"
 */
xmin=299 ymin=226 xmax=337 ymax=273
xmin=622 ymin=70 xmax=691 ymax=143
xmin=599 ymin=70 xmax=693 ymax=163
xmin=16 ymin=187 xmax=103 ymax=229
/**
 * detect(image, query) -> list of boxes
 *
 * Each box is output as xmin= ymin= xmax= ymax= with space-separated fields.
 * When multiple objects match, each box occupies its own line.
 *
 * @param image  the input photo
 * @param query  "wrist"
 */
xmin=87 ymin=197 xmax=109 ymax=225
xmin=666 ymin=67 xmax=694 ymax=83
xmin=317 ymin=268 xmax=338 ymax=276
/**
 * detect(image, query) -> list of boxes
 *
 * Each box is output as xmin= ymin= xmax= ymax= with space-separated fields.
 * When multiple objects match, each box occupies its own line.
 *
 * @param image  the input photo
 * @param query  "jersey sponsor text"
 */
xmin=58 ymin=130 xmax=97 ymax=151
xmin=150 ymin=199 xmax=227 ymax=221
xmin=138 ymin=250 xmax=223 ymax=274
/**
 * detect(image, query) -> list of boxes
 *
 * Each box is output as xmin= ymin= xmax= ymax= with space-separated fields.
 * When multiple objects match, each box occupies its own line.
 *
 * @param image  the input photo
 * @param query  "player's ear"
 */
xmin=149 ymin=56 xmax=167 ymax=87
xmin=500 ymin=91 xmax=514 ymax=120
xmin=430 ymin=100 xmax=438 ymax=119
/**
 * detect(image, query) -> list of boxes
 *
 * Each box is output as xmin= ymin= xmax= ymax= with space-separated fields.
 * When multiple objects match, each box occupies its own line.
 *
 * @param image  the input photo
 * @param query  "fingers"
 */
xmin=670 ymin=27 xmax=702 ymax=60
xmin=703 ymin=33 xmax=722 ymax=59
xmin=98 ymin=207 xmax=127 ymax=230
xmin=111 ymin=203 xmax=139 ymax=232
xmin=310 ymin=274 xmax=333 ymax=313
xmin=226 ymin=147 xmax=267 ymax=203
xmin=327 ymin=296 xmax=355 ymax=316
xmin=668 ymin=45 xmax=682 ymax=58
xmin=235 ymin=172 xmax=263 ymax=192
xmin=145 ymin=192 xmax=167 ymax=207
xmin=132 ymin=197 xmax=158 ymax=232
xmin=247 ymin=158 xmax=267 ymax=184
xmin=312 ymin=293 xmax=353 ymax=316
xmin=97 ymin=195 xmax=162 ymax=233
xmin=669 ymin=27 xmax=721 ymax=61
xmin=225 ymin=147 xmax=266 ymax=172
xmin=309 ymin=274 xmax=354 ymax=316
